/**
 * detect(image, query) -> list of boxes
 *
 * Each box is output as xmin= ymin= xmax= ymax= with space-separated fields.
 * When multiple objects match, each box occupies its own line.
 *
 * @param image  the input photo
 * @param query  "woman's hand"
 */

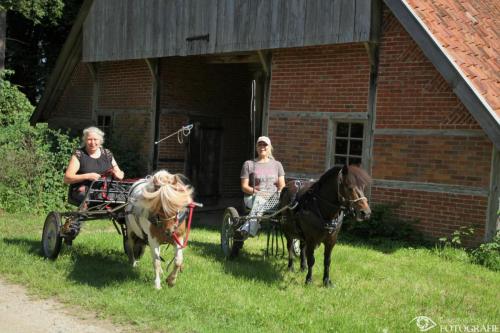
xmin=87 ymin=173 xmax=101 ymax=181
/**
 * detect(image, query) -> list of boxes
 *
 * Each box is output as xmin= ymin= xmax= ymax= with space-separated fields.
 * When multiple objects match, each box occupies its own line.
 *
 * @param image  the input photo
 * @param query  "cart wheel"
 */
xmin=41 ymin=212 xmax=63 ymax=260
xmin=292 ymin=238 xmax=301 ymax=257
xmin=221 ymin=207 xmax=242 ymax=258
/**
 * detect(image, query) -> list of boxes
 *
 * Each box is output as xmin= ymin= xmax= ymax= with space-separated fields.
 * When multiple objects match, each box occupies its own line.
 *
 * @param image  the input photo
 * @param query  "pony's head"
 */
xmin=141 ymin=170 xmax=193 ymax=235
xmin=339 ymin=165 xmax=372 ymax=221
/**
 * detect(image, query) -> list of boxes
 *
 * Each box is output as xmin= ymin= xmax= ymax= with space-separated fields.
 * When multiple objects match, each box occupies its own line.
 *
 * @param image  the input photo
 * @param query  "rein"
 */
xmin=170 ymin=202 xmax=197 ymax=249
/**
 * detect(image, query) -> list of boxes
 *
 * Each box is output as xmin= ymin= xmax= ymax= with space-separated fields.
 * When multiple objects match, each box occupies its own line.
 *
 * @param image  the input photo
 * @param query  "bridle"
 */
xmin=336 ymin=169 xmax=367 ymax=206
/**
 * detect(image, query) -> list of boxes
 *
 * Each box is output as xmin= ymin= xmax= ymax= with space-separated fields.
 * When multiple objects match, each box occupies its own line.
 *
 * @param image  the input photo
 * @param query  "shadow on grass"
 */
xmin=2 ymin=237 xmax=140 ymax=288
xmin=337 ymin=233 xmax=433 ymax=254
xmin=188 ymin=239 xmax=286 ymax=284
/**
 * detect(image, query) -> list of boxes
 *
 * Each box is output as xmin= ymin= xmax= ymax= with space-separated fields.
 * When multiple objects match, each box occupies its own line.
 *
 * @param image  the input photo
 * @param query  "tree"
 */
xmin=1 ymin=0 xmax=64 ymax=68
xmin=1 ymin=0 xmax=81 ymax=103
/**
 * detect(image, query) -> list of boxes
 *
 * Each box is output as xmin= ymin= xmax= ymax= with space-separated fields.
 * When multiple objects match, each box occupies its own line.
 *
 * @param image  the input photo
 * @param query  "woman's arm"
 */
xmin=241 ymin=178 xmax=258 ymax=195
xmin=277 ymin=176 xmax=285 ymax=192
xmin=111 ymin=157 xmax=124 ymax=180
xmin=63 ymin=155 xmax=100 ymax=184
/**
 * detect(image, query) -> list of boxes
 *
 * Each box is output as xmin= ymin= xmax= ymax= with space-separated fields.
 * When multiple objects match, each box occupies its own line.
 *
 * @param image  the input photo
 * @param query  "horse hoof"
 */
xmin=300 ymin=266 xmax=307 ymax=272
xmin=155 ymin=284 xmax=162 ymax=290
xmin=305 ymin=278 xmax=313 ymax=285
xmin=287 ymin=266 xmax=294 ymax=272
xmin=323 ymin=280 xmax=334 ymax=288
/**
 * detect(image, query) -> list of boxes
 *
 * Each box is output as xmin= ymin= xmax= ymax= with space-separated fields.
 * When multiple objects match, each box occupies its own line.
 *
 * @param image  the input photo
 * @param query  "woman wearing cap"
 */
xmin=239 ymin=136 xmax=285 ymax=236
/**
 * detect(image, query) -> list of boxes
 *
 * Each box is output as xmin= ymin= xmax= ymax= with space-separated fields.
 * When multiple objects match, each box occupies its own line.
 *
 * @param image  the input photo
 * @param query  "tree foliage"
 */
xmin=0 ymin=0 xmax=64 ymax=24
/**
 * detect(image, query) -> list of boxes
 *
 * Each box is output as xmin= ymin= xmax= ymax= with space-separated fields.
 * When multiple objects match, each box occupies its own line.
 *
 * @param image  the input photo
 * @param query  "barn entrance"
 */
xmin=157 ymin=54 xmax=269 ymax=206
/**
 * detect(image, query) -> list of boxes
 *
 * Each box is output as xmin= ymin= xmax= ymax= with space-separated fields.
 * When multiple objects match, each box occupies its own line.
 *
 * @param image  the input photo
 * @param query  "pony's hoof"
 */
xmin=167 ymin=276 xmax=176 ymax=287
xmin=287 ymin=266 xmax=294 ymax=272
xmin=305 ymin=278 xmax=313 ymax=285
xmin=132 ymin=261 xmax=138 ymax=268
xmin=154 ymin=284 xmax=162 ymax=290
xmin=323 ymin=279 xmax=334 ymax=288
xmin=300 ymin=266 xmax=307 ymax=272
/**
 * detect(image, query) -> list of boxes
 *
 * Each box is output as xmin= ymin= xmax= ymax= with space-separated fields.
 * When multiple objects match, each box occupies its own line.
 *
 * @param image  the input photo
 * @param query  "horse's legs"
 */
xmin=167 ymin=240 xmax=184 ymax=287
xmin=125 ymin=232 xmax=138 ymax=267
xmin=149 ymin=243 xmax=163 ymax=290
xmin=286 ymin=236 xmax=294 ymax=272
xmin=305 ymin=241 xmax=315 ymax=284
xmin=323 ymin=241 xmax=334 ymax=287
xmin=300 ymin=241 xmax=307 ymax=272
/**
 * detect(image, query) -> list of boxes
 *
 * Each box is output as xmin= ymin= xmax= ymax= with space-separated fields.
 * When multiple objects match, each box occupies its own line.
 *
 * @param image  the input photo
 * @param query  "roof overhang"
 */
xmin=30 ymin=0 xmax=94 ymax=124
xmin=384 ymin=0 xmax=500 ymax=150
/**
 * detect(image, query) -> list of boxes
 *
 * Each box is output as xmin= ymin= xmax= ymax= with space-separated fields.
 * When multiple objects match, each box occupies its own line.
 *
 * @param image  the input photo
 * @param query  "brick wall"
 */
xmin=50 ymin=63 xmax=93 ymax=130
xmin=97 ymin=60 xmax=152 ymax=109
xmin=372 ymin=8 xmax=492 ymax=242
xmin=268 ymin=44 xmax=370 ymax=173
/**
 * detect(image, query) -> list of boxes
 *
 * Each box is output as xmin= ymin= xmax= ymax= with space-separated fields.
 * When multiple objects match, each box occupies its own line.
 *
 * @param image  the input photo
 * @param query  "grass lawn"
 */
xmin=0 ymin=212 xmax=498 ymax=333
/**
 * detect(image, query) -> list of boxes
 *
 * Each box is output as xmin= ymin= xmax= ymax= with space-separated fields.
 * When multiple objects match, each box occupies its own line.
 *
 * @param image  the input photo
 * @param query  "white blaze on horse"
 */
xmin=125 ymin=170 xmax=194 ymax=289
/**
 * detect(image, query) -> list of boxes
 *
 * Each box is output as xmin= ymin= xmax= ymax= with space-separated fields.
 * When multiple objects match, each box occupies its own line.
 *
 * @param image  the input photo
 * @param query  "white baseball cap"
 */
xmin=256 ymin=136 xmax=271 ymax=145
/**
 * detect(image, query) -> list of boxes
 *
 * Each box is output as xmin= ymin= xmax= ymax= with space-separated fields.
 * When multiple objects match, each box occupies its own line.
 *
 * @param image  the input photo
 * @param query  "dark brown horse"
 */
xmin=279 ymin=165 xmax=372 ymax=286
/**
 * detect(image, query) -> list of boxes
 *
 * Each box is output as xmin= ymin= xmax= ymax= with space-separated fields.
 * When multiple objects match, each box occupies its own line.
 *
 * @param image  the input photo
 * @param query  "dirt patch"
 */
xmin=0 ymin=278 xmax=128 ymax=333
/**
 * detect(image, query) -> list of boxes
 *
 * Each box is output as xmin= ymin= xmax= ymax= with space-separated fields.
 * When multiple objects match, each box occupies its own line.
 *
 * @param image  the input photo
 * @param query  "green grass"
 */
xmin=0 ymin=212 xmax=498 ymax=333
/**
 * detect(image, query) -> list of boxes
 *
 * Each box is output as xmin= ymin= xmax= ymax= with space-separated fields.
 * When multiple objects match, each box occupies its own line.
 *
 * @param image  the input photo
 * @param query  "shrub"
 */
xmin=470 ymin=231 xmax=500 ymax=271
xmin=0 ymin=72 xmax=79 ymax=213
xmin=342 ymin=203 xmax=423 ymax=242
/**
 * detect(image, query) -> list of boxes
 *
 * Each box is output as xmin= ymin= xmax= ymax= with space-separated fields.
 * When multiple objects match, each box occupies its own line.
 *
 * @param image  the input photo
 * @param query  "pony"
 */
xmin=279 ymin=165 xmax=372 ymax=286
xmin=124 ymin=170 xmax=193 ymax=289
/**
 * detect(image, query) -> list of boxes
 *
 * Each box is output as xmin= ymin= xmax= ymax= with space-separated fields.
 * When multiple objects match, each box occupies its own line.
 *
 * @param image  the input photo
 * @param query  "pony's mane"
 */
xmin=315 ymin=165 xmax=372 ymax=189
xmin=141 ymin=170 xmax=193 ymax=216
xmin=344 ymin=165 xmax=372 ymax=188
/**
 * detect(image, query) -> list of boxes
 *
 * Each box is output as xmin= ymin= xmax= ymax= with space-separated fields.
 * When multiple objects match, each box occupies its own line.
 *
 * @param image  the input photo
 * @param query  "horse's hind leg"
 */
xmin=300 ymin=241 xmax=307 ymax=272
xmin=167 ymin=242 xmax=183 ymax=287
xmin=305 ymin=242 xmax=315 ymax=285
xmin=286 ymin=237 xmax=295 ymax=272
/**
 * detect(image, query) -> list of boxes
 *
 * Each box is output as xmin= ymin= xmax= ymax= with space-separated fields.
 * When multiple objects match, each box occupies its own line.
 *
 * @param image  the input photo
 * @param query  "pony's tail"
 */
xmin=142 ymin=170 xmax=193 ymax=216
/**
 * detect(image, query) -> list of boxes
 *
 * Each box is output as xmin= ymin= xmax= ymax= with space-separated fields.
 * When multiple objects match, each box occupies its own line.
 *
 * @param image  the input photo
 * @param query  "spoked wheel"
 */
xmin=292 ymin=238 xmax=302 ymax=257
xmin=221 ymin=207 xmax=242 ymax=259
xmin=41 ymin=212 xmax=63 ymax=260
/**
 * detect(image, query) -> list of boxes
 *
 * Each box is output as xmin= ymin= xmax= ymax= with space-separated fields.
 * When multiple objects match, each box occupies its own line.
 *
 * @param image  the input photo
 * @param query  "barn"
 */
xmin=31 ymin=0 xmax=500 ymax=244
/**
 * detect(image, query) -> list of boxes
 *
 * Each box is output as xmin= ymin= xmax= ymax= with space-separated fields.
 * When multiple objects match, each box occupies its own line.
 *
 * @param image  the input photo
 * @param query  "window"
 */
xmin=97 ymin=114 xmax=112 ymax=139
xmin=333 ymin=122 xmax=364 ymax=166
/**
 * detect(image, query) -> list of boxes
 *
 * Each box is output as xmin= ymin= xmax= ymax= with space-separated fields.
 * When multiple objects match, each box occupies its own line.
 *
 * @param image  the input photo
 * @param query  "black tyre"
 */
xmin=221 ymin=207 xmax=241 ymax=258
xmin=41 ymin=212 xmax=63 ymax=260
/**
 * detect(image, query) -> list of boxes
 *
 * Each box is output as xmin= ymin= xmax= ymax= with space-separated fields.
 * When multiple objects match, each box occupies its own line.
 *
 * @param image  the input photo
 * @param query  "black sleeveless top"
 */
xmin=72 ymin=147 xmax=113 ymax=188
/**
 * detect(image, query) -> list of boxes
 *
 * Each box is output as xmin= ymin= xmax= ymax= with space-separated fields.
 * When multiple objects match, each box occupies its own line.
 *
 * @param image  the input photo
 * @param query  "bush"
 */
xmin=342 ymin=203 xmax=423 ymax=242
xmin=470 ymin=231 xmax=500 ymax=271
xmin=0 ymin=72 xmax=79 ymax=213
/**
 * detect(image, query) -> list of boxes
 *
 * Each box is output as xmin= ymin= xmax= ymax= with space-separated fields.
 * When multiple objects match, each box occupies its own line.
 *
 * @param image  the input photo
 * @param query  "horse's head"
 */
xmin=141 ymin=170 xmax=193 ymax=237
xmin=338 ymin=165 xmax=372 ymax=221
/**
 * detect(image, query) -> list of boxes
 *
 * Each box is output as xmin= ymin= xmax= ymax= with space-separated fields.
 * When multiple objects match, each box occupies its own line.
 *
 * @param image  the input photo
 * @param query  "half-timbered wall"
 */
xmin=268 ymin=43 xmax=371 ymax=175
xmin=370 ymin=9 xmax=492 ymax=243
xmin=83 ymin=0 xmax=372 ymax=62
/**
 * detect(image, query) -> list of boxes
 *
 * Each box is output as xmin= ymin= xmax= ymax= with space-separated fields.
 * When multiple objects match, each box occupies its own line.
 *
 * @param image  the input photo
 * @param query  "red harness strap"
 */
xmin=171 ymin=202 xmax=196 ymax=249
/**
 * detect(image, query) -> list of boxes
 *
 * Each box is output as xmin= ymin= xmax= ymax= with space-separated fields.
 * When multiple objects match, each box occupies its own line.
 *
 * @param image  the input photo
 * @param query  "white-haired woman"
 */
xmin=64 ymin=126 xmax=124 ymax=205
xmin=239 ymin=136 xmax=285 ymax=236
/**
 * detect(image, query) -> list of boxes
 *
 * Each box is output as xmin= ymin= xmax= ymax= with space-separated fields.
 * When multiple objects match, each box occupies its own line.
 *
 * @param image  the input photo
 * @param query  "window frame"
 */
xmin=329 ymin=120 xmax=368 ymax=168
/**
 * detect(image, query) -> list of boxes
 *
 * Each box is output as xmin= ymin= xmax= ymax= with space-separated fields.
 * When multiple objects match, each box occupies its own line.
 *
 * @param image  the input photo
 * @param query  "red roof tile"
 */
xmin=406 ymin=0 xmax=500 ymax=117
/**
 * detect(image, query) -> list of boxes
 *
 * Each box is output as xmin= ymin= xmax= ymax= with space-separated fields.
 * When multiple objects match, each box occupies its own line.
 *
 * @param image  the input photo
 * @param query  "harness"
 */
xmin=294 ymin=169 xmax=366 ymax=234
xmin=126 ymin=180 xmax=194 ymax=248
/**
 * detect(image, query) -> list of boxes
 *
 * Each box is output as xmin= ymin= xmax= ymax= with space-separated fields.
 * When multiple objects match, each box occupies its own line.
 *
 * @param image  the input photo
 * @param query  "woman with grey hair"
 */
xmin=64 ymin=126 xmax=124 ymax=205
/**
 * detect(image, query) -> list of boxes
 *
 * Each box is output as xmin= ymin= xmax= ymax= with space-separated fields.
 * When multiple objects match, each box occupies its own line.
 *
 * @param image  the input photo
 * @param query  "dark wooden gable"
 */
xmin=83 ymin=0 xmax=373 ymax=62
